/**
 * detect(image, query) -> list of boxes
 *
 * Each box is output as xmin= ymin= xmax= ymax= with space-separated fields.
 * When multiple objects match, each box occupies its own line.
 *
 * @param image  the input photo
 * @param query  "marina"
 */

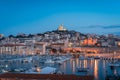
xmin=0 ymin=54 xmax=120 ymax=80
xmin=1 ymin=0 xmax=120 ymax=80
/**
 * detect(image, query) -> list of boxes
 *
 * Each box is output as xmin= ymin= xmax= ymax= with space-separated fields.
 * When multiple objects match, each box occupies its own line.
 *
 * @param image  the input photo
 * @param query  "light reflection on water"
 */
xmin=94 ymin=60 xmax=98 ymax=80
xmin=58 ymin=58 xmax=120 ymax=80
xmin=1 ymin=58 xmax=120 ymax=80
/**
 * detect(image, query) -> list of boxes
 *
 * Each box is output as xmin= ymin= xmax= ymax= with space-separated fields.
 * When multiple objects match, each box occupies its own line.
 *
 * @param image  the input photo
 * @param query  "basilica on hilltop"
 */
xmin=57 ymin=24 xmax=67 ymax=31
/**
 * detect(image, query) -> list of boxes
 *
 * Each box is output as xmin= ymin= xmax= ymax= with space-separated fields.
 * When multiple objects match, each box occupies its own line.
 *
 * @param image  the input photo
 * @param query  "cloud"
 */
xmin=85 ymin=25 xmax=102 ymax=28
xmin=102 ymin=25 xmax=120 ymax=29
xmin=85 ymin=25 xmax=120 ymax=30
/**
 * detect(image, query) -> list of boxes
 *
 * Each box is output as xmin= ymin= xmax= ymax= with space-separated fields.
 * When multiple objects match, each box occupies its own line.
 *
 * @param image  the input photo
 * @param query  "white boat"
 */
xmin=55 ymin=60 xmax=63 ymax=65
xmin=76 ymin=67 xmax=89 ymax=72
xmin=109 ymin=63 xmax=120 ymax=67
xmin=35 ymin=67 xmax=41 ymax=72
xmin=45 ymin=59 xmax=54 ymax=64
xmin=26 ymin=67 xmax=41 ymax=73
xmin=94 ymin=56 xmax=100 ymax=59
xmin=62 ymin=56 xmax=70 ymax=61
xmin=12 ymin=68 xmax=25 ymax=72
xmin=1 ymin=69 xmax=9 ymax=73
xmin=40 ymin=67 xmax=56 ymax=74
xmin=39 ymin=59 xmax=45 ymax=63
xmin=109 ymin=52 xmax=120 ymax=68
xmin=109 ymin=62 xmax=120 ymax=67
xmin=22 ymin=57 xmax=32 ymax=63
xmin=54 ymin=57 xmax=65 ymax=64
xmin=25 ymin=66 xmax=56 ymax=74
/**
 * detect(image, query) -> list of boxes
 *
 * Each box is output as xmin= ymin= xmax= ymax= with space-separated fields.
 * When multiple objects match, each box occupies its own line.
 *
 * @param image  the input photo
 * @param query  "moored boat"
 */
xmin=45 ymin=59 xmax=54 ymax=64
xmin=76 ymin=67 xmax=89 ymax=72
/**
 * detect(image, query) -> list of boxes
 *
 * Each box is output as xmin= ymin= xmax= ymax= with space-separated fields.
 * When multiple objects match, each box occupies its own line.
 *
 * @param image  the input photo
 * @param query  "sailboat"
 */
xmin=44 ymin=54 xmax=54 ymax=64
xmin=109 ymin=52 xmax=120 ymax=69
xmin=76 ymin=67 xmax=89 ymax=72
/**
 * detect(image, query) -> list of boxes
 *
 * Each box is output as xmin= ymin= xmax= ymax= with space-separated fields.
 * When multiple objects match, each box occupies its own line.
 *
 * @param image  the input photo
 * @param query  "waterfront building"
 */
xmin=0 ymin=43 xmax=25 ymax=55
xmin=1 ymin=25 xmax=120 ymax=55
xmin=34 ymin=42 xmax=47 ymax=55
xmin=50 ymin=42 xmax=65 ymax=54
xmin=0 ymin=40 xmax=47 ymax=55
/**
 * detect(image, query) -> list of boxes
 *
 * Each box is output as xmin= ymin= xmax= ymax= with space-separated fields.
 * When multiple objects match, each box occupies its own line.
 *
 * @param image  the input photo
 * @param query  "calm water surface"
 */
xmin=1 ymin=56 xmax=120 ymax=80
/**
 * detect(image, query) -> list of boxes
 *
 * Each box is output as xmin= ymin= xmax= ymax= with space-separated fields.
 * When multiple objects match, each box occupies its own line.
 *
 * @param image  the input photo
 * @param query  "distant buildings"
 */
xmin=115 ymin=41 xmax=120 ymax=47
xmin=0 ymin=25 xmax=120 ymax=55
xmin=80 ymin=38 xmax=97 ymax=46
xmin=101 ymin=41 xmax=108 ymax=47
xmin=0 ymin=34 xmax=4 ymax=39
xmin=0 ymin=41 xmax=46 ymax=55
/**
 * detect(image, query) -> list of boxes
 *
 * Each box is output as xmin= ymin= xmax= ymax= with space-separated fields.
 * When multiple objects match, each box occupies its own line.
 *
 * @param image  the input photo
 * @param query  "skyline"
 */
xmin=1 ymin=0 xmax=120 ymax=36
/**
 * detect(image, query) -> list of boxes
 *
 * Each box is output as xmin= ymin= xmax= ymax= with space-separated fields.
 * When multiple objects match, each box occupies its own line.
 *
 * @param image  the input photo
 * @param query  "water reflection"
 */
xmin=59 ymin=58 xmax=120 ymax=80
xmin=114 ymin=69 xmax=117 ymax=75
xmin=1 ymin=57 xmax=120 ymax=80
xmin=84 ymin=60 xmax=87 ymax=68
xmin=72 ymin=59 xmax=75 ymax=73
xmin=76 ymin=58 xmax=79 ymax=67
xmin=94 ymin=60 xmax=98 ymax=80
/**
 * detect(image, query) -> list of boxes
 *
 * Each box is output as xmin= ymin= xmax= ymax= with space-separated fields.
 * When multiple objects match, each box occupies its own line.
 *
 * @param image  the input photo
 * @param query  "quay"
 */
xmin=105 ymin=75 xmax=120 ymax=80
xmin=85 ymin=53 xmax=120 ymax=60
xmin=0 ymin=73 xmax=94 ymax=80
xmin=72 ymin=52 xmax=120 ymax=60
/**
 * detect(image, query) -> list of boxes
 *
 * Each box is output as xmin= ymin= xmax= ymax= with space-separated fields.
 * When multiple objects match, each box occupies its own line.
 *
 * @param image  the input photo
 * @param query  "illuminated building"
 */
xmin=57 ymin=24 xmax=67 ymax=31
xmin=115 ymin=41 xmax=120 ymax=47
xmin=0 ymin=42 xmax=47 ymax=55
xmin=0 ymin=43 xmax=25 ymax=55
xmin=34 ymin=42 xmax=46 ymax=55
xmin=81 ymin=38 xmax=97 ymax=46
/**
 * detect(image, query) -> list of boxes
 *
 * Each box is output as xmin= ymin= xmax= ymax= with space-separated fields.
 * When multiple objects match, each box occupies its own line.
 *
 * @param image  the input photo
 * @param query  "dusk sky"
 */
xmin=0 ymin=0 xmax=120 ymax=36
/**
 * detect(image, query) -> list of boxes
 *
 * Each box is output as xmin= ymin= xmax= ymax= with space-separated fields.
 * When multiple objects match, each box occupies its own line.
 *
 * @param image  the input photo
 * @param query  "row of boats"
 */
xmin=79 ymin=56 xmax=101 ymax=60
xmin=41 ymin=56 xmax=71 ymax=65
xmin=79 ymin=55 xmax=120 ymax=67
xmin=78 ymin=55 xmax=120 ymax=75
xmin=24 ymin=55 xmax=72 ymax=74
xmin=0 ymin=54 xmax=72 ymax=74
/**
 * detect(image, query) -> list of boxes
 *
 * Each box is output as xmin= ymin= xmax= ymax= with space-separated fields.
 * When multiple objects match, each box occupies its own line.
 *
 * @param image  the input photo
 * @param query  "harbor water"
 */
xmin=0 ymin=55 xmax=120 ymax=80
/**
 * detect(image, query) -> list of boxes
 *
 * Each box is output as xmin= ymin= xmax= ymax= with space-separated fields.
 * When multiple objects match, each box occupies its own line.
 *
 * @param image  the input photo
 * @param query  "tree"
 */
xmin=28 ymin=34 xmax=34 ymax=38
xmin=8 ymin=35 xmax=15 ymax=38
xmin=51 ymin=48 xmax=57 ymax=53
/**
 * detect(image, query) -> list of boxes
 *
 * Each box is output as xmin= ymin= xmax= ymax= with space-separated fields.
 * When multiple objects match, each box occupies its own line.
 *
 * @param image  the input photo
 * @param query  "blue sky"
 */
xmin=0 ymin=0 xmax=120 ymax=36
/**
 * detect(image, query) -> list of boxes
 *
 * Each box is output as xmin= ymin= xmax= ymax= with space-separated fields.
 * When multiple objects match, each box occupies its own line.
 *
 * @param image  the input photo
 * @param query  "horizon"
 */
xmin=2 ymin=25 xmax=120 ymax=37
xmin=1 ymin=0 xmax=120 ymax=36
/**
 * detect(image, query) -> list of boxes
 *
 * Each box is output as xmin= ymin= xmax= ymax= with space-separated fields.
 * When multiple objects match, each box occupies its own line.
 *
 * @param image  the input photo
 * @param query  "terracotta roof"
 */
xmin=0 ymin=73 xmax=94 ymax=80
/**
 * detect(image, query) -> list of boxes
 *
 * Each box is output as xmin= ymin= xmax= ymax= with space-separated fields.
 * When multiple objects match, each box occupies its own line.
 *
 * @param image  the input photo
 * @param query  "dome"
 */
xmin=57 ymin=24 xmax=66 ymax=31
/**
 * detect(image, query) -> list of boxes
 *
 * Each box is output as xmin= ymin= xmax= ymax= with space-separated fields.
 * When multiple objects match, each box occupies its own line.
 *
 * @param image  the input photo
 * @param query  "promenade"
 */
xmin=0 ymin=73 xmax=94 ymax=80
